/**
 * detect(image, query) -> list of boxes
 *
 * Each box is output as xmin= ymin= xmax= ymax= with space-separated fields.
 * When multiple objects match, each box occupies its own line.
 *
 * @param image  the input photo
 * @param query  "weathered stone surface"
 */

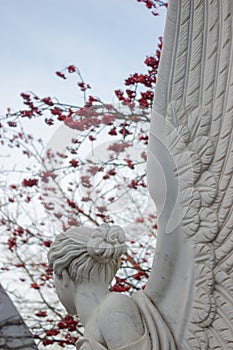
xmin=0 ymin=284 xmax=37 ymax=349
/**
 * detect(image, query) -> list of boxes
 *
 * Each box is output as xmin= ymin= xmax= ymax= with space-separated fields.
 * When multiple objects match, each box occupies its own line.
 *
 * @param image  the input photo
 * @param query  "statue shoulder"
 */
xmin=97 ymin=293 xmax=144 ymax=349
xmin=98 ymin=293 xmax=144 ymax=325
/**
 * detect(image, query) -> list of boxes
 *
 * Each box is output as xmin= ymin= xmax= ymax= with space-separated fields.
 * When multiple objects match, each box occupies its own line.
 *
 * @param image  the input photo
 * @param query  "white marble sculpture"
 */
xmin=48 ymin=224 xmax=177 ymax=349
xmin=48 ymin=1 xmax=233 ymax=349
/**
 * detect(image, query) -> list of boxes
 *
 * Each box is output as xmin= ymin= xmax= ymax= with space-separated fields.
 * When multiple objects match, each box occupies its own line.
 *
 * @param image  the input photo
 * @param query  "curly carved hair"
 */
xmin=48 ymin=224 xmax=127 ymax=285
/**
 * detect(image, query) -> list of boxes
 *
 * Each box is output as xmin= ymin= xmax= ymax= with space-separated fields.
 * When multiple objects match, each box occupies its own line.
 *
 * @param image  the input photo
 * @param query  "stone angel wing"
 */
xmin=144 ymin=1 xmax=233 ymax=349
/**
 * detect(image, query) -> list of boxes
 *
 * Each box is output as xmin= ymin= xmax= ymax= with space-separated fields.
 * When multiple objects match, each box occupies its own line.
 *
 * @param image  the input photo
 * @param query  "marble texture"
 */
xmin=48 ymin=225 xmax=176 ymax=349
xmin=146 ymin=1 xmax=233 ymax=348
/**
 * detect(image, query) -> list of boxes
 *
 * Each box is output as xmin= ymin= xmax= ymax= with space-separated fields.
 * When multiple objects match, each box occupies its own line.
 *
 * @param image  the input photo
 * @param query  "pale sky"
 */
xmin=0 ymin=0 xmax=166 ymax=114
xmin=0 ymin=2 xmax=165 ymax=320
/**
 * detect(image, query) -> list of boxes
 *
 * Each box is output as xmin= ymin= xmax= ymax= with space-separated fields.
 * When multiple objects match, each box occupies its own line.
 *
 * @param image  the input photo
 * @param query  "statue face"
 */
xmin=54 ymin=270 xmax=77 ymax=315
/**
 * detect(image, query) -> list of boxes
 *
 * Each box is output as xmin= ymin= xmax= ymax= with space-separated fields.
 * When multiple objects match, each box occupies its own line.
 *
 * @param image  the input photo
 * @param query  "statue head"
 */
xmin=48 ymin=224 xmax=127 ymax=314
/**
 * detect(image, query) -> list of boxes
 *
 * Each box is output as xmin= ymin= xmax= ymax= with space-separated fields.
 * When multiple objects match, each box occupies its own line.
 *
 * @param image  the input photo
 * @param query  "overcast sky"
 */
xmin=0 ymin=0 xmax=166 ymax=114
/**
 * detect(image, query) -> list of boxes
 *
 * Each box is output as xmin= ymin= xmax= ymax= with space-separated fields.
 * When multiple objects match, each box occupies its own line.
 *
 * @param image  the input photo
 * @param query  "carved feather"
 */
xmin=148 ymin=1 xmax=233 ymax=349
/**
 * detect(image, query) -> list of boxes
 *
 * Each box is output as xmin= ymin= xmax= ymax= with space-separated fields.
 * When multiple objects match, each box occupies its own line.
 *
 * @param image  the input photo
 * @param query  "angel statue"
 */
xmin=48 ymin=224 xmax=176 ymax=349
xmin=48 ymin=0 xmax=233 ymax=349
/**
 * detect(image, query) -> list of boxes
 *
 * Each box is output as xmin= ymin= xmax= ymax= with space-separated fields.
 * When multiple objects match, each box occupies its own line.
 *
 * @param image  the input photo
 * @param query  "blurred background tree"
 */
xmin=0 ymin=1 xmax=167 ymax=348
